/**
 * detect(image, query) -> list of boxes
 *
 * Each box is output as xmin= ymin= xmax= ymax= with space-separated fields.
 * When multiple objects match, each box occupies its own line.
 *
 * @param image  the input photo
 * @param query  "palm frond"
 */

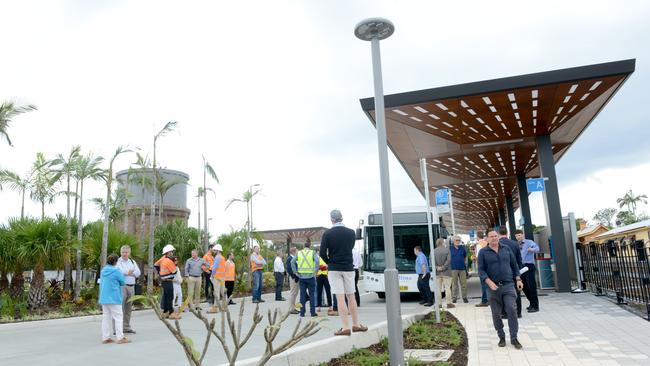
xmin=155 ymin=121 xmax=178 ymax=140
xmin=205 ymin=162 xmax=219 ymax=183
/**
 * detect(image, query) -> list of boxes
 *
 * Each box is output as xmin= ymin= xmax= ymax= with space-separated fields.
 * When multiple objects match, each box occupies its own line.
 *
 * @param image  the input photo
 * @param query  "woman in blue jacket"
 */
xmin=99 ymin=254 xmax=130 ymax=344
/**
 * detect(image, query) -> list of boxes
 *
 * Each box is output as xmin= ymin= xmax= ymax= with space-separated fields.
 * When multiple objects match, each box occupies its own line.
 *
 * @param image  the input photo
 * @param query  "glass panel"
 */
xmin=364 ymin=225 xmax=439 ymax=272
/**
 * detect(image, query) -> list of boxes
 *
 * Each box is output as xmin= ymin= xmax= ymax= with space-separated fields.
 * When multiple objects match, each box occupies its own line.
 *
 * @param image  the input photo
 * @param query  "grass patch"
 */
xmin=404 ymin=312 xmax=462 ymax=349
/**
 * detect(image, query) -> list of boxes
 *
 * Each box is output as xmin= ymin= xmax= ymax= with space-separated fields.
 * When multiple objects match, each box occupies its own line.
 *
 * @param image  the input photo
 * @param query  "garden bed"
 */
xmin=322 ymin=311 xmax=467 ymax=366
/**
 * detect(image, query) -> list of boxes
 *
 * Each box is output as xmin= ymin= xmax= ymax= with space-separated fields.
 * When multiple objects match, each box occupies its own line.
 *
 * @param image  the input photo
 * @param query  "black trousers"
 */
xmin=316 ymin=275 xmax=332 ymax=307
xmin=522 ymin=263 xmax=539 ymax=309
xmin=354 ymin=269 xmax=360 ymax=306
xmin=417 ymin=273 xmax=433 ymax=304
xmin=501 ymin=286 xmax=522 ymax=317
xmin=161 ymin=280 xmax=174 ymax=314
xmin=225 ymin=280 xmax=235 ymax=300
xmin=202 ymin=272 xmax=213 ymax=302
xmin=274 ymin=272 xmax=284 ymax=300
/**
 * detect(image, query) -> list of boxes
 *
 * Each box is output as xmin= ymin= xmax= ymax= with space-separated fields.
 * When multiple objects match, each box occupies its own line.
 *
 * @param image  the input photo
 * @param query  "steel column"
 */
xmin=517 ymin=175 xmax=534 ymax=240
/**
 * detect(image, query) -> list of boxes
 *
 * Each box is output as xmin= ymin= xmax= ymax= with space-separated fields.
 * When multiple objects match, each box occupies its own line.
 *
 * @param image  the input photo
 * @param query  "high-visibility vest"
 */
xmin=250 ymin=254 xmax=264 ymax=272
xmin=155 ymin=256 xmax=177 ymax=280
xmin=297 ymin=249 xmax=315 ymax=275
xmin=202 ymin=253 xmax=214 ymax=273
xmin=212 ymin=254 xmax=226 ymax=280
xmin=224 ymin=260 xmax=236 ymax=281
xmin=317 ymin=257 xmax=328 ymax=276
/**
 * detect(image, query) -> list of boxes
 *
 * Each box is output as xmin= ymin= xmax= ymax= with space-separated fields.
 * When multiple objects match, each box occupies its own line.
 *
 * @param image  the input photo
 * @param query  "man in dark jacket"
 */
xmin=320 ymin=210 xmax=367 ymax=336
xmin=286 ymin=246 xmax=300 ymax=314
xmin=498 ymin=226 xmax=523 ymax=318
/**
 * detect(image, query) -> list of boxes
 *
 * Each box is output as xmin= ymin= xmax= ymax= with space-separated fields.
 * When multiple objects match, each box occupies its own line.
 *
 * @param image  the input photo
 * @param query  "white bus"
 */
xmin=361 ymin=206 xmax=447 ymax=298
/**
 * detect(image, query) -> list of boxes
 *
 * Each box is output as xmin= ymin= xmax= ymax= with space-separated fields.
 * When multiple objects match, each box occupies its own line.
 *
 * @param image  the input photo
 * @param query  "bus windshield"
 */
xmin=364 ymin=224 xmax=439 ymax=273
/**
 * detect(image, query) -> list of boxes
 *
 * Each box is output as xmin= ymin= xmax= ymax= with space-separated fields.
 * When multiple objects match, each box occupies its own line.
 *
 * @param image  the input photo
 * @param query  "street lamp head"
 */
xmin=354 ymin=17 xmax=394 ymax=41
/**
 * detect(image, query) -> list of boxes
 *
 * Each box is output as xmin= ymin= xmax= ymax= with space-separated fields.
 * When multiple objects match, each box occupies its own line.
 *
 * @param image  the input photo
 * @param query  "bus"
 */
xmin=361 ymin=206 xmax=447 ymax=298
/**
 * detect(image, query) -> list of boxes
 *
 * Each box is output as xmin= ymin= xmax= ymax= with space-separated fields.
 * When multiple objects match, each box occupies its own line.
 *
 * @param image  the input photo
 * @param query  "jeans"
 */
xmin=417 ymin=273 xmax=433 ymax=304
xmin=252 ymin=270 xmax=263 ymax=301
xmin=488 ymin=282 xmax=518 ymax=339
xmin=480 ymin=281 xmax=488 ymax=304
xmin=299 ymin=277 xmax=317 ymax=316
xmin=274 ymin=272 xmax=284 ymax=300
xmin=522 ymin=263 xmax=539 ymax=309
xmin=316 ymin=275 xmax=331 ymax=307
xmin=202 ymin=272 xmax=213 ymax=302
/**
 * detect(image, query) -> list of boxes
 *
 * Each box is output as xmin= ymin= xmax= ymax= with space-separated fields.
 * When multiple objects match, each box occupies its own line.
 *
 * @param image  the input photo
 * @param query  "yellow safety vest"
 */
xmin=317 ymin=257 xmax=328 ymax=276
xmin=297 ymin=249 xmax=315 ymax=275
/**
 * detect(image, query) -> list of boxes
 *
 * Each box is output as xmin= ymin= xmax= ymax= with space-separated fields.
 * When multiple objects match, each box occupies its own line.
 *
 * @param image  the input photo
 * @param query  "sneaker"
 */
xmin=116 ymin=337 xmax=131 ymax=344
xmin=463 ymin=298 xmax=469 ymax=303
xmin=511 ymin=339 xmax=523 ymax=349
xmin=498 ymin=338 xmax=506 ymax=347
xmin=446 ymin=303 xmax=455 ymax=309
xmin=290 ymin=309 xmax=300 ymax=315
xmin=228 ymin=301 xmax=236 ymax=305
xmin=527 ymin=308 xmax=539 ymax=313
xmin=310 ymin=313 xmax=318 ymax=317
xmin=475 ymin=302 xmax=489 ymax=307
xmin=259 ymin=299 xmax=266 ymax=303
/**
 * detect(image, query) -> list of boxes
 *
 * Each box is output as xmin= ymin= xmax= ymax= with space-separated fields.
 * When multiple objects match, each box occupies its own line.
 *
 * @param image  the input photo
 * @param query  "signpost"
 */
xmin=527 ymin=178 xmax=546 ymax=192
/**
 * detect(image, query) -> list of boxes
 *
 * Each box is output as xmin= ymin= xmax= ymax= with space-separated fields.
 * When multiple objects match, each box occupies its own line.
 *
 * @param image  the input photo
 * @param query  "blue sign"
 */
xmin=468 ymin=229 xmax=475 ymax=239
xmin=527 ymin=178 xmax=545 ymax=192
xmin=435 ymin=189 xmax=449 ymax=205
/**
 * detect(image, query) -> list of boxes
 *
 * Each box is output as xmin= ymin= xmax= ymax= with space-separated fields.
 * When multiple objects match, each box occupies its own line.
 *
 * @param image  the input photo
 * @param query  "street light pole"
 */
xmin=355 ymin=17 xmax=404 ymax=366
xmin=249 ymin=183 xmax=260 ymax=248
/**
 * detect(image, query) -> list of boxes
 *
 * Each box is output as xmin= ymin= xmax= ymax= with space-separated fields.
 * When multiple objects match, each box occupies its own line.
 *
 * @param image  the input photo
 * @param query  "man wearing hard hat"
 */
xmin=207 ymin=243 xmax=226 ymax=313
xmin=155 ymin=244 xmax=181 ymax=319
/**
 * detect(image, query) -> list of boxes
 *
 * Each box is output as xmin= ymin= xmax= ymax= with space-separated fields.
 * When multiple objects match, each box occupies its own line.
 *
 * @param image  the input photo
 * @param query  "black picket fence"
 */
xmin=576 ymin=239 xmax=650 ymax=320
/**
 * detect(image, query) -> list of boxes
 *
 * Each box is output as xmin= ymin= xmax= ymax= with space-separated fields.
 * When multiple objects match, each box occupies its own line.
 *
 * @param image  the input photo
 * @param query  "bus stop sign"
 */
xmin=527 ymin=178 xmax=545 ymax=192
xmin=435 ymin=189 xmax=449 ymax=205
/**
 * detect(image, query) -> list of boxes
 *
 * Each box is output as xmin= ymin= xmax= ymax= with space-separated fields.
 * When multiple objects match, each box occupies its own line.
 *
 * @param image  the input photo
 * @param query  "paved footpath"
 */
xmin=450 ymin=276 xmax=650 ymax=366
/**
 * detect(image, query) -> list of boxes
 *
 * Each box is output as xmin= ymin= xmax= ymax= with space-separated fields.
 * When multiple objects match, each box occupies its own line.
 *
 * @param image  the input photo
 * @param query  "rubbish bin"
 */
xmin=537 ymin=258 xmax=555 ymax=289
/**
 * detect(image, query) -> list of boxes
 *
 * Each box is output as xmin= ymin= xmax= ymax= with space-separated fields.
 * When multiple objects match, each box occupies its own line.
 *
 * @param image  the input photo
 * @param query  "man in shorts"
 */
xmin=320 ymin=209 xmax=368 ymax=336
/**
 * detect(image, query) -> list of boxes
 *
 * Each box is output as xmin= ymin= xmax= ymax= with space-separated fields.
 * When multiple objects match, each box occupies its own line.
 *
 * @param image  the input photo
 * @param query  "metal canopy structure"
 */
xmin=255 ymin=227 xmax=328 ymax=245
xmin=360 ymin=59 xmax=635 ymax=234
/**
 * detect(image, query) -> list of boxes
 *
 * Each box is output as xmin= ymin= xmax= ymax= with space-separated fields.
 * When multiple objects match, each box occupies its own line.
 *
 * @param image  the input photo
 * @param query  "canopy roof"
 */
xmin=255 ymin=227 xmax=328 ymax=244
xmin=361 ymin=59 xmax=635 ymax=233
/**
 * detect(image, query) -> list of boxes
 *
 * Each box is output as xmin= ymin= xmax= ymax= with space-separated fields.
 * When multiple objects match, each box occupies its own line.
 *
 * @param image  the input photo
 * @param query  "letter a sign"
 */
xmin=526 ymin=178 xmax=545 ymax=192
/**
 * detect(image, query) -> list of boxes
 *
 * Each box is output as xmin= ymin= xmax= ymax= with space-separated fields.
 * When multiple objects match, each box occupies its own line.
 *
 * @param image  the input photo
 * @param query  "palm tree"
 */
xmin=130 ymin=153 xmax=152 ymax=248
xmin=155 ymin=175 xmax=186 ymax=225
xmin=148 ymin=121 xmax=177 ymax=294
xmin=73 ymin=153 xmax=104 ymax=299
xmin=0 ymin=170 xmax=32 ymax=218
xmin=0 ymin=101 xmax=37 ymax=146
xmin=55 ymin=146 xmax=81 ymax=292
xmin=225 ymin=187 xmax=262 ymax=249
xmin=617 ymin=190 xmax=648 ymax=215
xmin=100 ymin=146 xmax=133 ymax=268
xmin=202 ymin=155 xmax=219 ymax=250
xmin=29 ymin=152 xmax=62 ymax=220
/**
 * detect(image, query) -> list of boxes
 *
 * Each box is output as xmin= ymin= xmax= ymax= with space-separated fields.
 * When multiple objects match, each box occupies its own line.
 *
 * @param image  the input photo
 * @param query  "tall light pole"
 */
xmin=355 ymin=17 xmax=404 ymax=366
xmin=249 ymin=183 xmax=260 ymax=248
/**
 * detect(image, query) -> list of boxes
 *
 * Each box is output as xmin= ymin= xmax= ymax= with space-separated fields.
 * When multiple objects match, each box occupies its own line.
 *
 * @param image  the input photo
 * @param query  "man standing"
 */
xmin=224 ymin=252 xmax=236 ymax=305
xmin=515 ymin=230 xmax=540 ymax=313
xmin=286 ymin=246 xmax=300 ymax=314
xmin=352 ymin=246 xmax=362 ymax=307
xmin=320 ymin=209 xmax=367 ymax=336
xmin=273 ymin=251 xmax=286 ymax=301
xmin=208 ymin=244 xmax=226 ymax=313
xmin=498 ymin=226 xmax=523 ymax=318
xmin=202 ymin=244 xmax=215 ymax=303
xmin=414 ymin=246 xmax=433 ymax=307
xmin=475 ymin=232 xmax=489 ymax=307
xmin=433 ymin=238 xmax=454 ymax=309
xmin=250 ymin=245 xmax=266 ymax=303
xmin=291 ymin=241 xmax=319 ymax=317
xmin=184 ymin=249 xmax=206 ymax=309
xmin=155 ymin=244 xmax=180 ymax=319
xmin=478 ymin=230 xmax=524 ymax=349
xmin=116 ymin=245 xmax=140 ymax=334
xmin=449 ymin=236 xmax=468 ymax=303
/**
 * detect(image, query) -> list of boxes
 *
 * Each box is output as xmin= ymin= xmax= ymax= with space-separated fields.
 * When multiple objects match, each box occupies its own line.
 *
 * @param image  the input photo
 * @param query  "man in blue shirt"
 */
xmin=478 ymin=230 xmax=524 ymax=349
xmin=515 ymin=230 xmax=540 ymax=312
xmin=498 ymin=226 xmax=523 ymax=317
xmin=414 ymin=246 xmax=433 ymax=306
xmin=449 ymin=236 xmax=468 ymax=303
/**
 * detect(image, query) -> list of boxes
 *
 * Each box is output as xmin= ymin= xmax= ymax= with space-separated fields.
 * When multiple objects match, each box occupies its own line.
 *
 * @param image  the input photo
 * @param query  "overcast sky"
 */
xmin=1 ymin=0 xmax=649 ymax=238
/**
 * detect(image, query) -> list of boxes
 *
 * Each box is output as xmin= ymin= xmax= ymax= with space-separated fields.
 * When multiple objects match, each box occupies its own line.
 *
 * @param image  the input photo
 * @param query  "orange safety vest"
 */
xmin=224 ymin=260 xmax=236 ymax=281
xmin=212 ymin=254 xmax=226 ymax=280
xmin=202 ymin=252 xmax=214 ymax=273
xmin=250 ymin=254 xmax=264 ymax=272
xmin=155 ymin=256 xmax=177 ymax=279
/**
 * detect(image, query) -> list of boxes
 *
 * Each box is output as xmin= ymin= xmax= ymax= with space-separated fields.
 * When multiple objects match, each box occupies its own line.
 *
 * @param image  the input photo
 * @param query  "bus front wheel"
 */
xmin=377 ymin=292 xmax=385 ymax=299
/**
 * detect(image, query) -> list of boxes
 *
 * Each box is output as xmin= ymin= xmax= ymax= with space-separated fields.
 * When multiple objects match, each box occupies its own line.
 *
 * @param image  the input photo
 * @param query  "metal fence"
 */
xmin=576 ymin=239 xmax=650 ymax=320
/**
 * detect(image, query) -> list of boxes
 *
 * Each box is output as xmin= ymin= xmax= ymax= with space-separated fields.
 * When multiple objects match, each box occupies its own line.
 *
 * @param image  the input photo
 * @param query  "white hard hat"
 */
xmin=214 ymin=244 xmax=223 ymax=252
xmin=162 ymin=244 xmax=176 ymax=255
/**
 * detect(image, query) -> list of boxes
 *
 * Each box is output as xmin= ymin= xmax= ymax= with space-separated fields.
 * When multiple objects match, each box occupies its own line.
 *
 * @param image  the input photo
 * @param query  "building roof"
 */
xmin=577 ymin=224 xmax=608 ymax=238
xmin=594 ymin=219 xmax=650 ymax=240
xmin=360 ymin=59 xmax=635 ymax=233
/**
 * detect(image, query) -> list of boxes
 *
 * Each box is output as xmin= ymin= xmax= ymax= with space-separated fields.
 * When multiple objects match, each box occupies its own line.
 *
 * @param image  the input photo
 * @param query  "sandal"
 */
xmin=352 ymin=324 xmax=368 ymax=332
xmin=334 ymin=328 xmax=351 ymax=336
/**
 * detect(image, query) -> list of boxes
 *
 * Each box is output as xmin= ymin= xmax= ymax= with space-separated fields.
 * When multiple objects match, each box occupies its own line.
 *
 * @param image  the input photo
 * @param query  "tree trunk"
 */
xmin=74 ymin=180 xmax=84 ymax=300
xmin=203 ymin=165 xmax=208 ymax=250
xmin=41 ymin=201 xmax=45 ymax=220
xmin=140 ymin=187 xmax=146 ymax=246
xmin=28 ymin=262 xmax=47 ymax=310
xmin=197 ymin=195 xmax=201 ymax=243
xmin=0 ymin=270 xmax=9 ymax=293
xmin=123 ymin=175 xmax=129 ymax=234
xmin=101 ymin=169 xmax=113 ymax=268
xmin=73 ymin=178 xmax=79 ymax=221
xmin=64 ymin=174 xmax=73 ymax=292
xmin=10 ymin=265 xmax=24 ymax=299
xmin=148 ymin=142 xmax=157 ymax=294
xmin=20 ymin=188 xmax=25 ymax=219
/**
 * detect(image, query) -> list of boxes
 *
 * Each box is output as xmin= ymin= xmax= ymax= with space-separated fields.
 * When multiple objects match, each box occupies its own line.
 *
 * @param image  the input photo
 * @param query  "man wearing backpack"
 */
xmin=116 ymin=245 xmax=140 ymax=334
